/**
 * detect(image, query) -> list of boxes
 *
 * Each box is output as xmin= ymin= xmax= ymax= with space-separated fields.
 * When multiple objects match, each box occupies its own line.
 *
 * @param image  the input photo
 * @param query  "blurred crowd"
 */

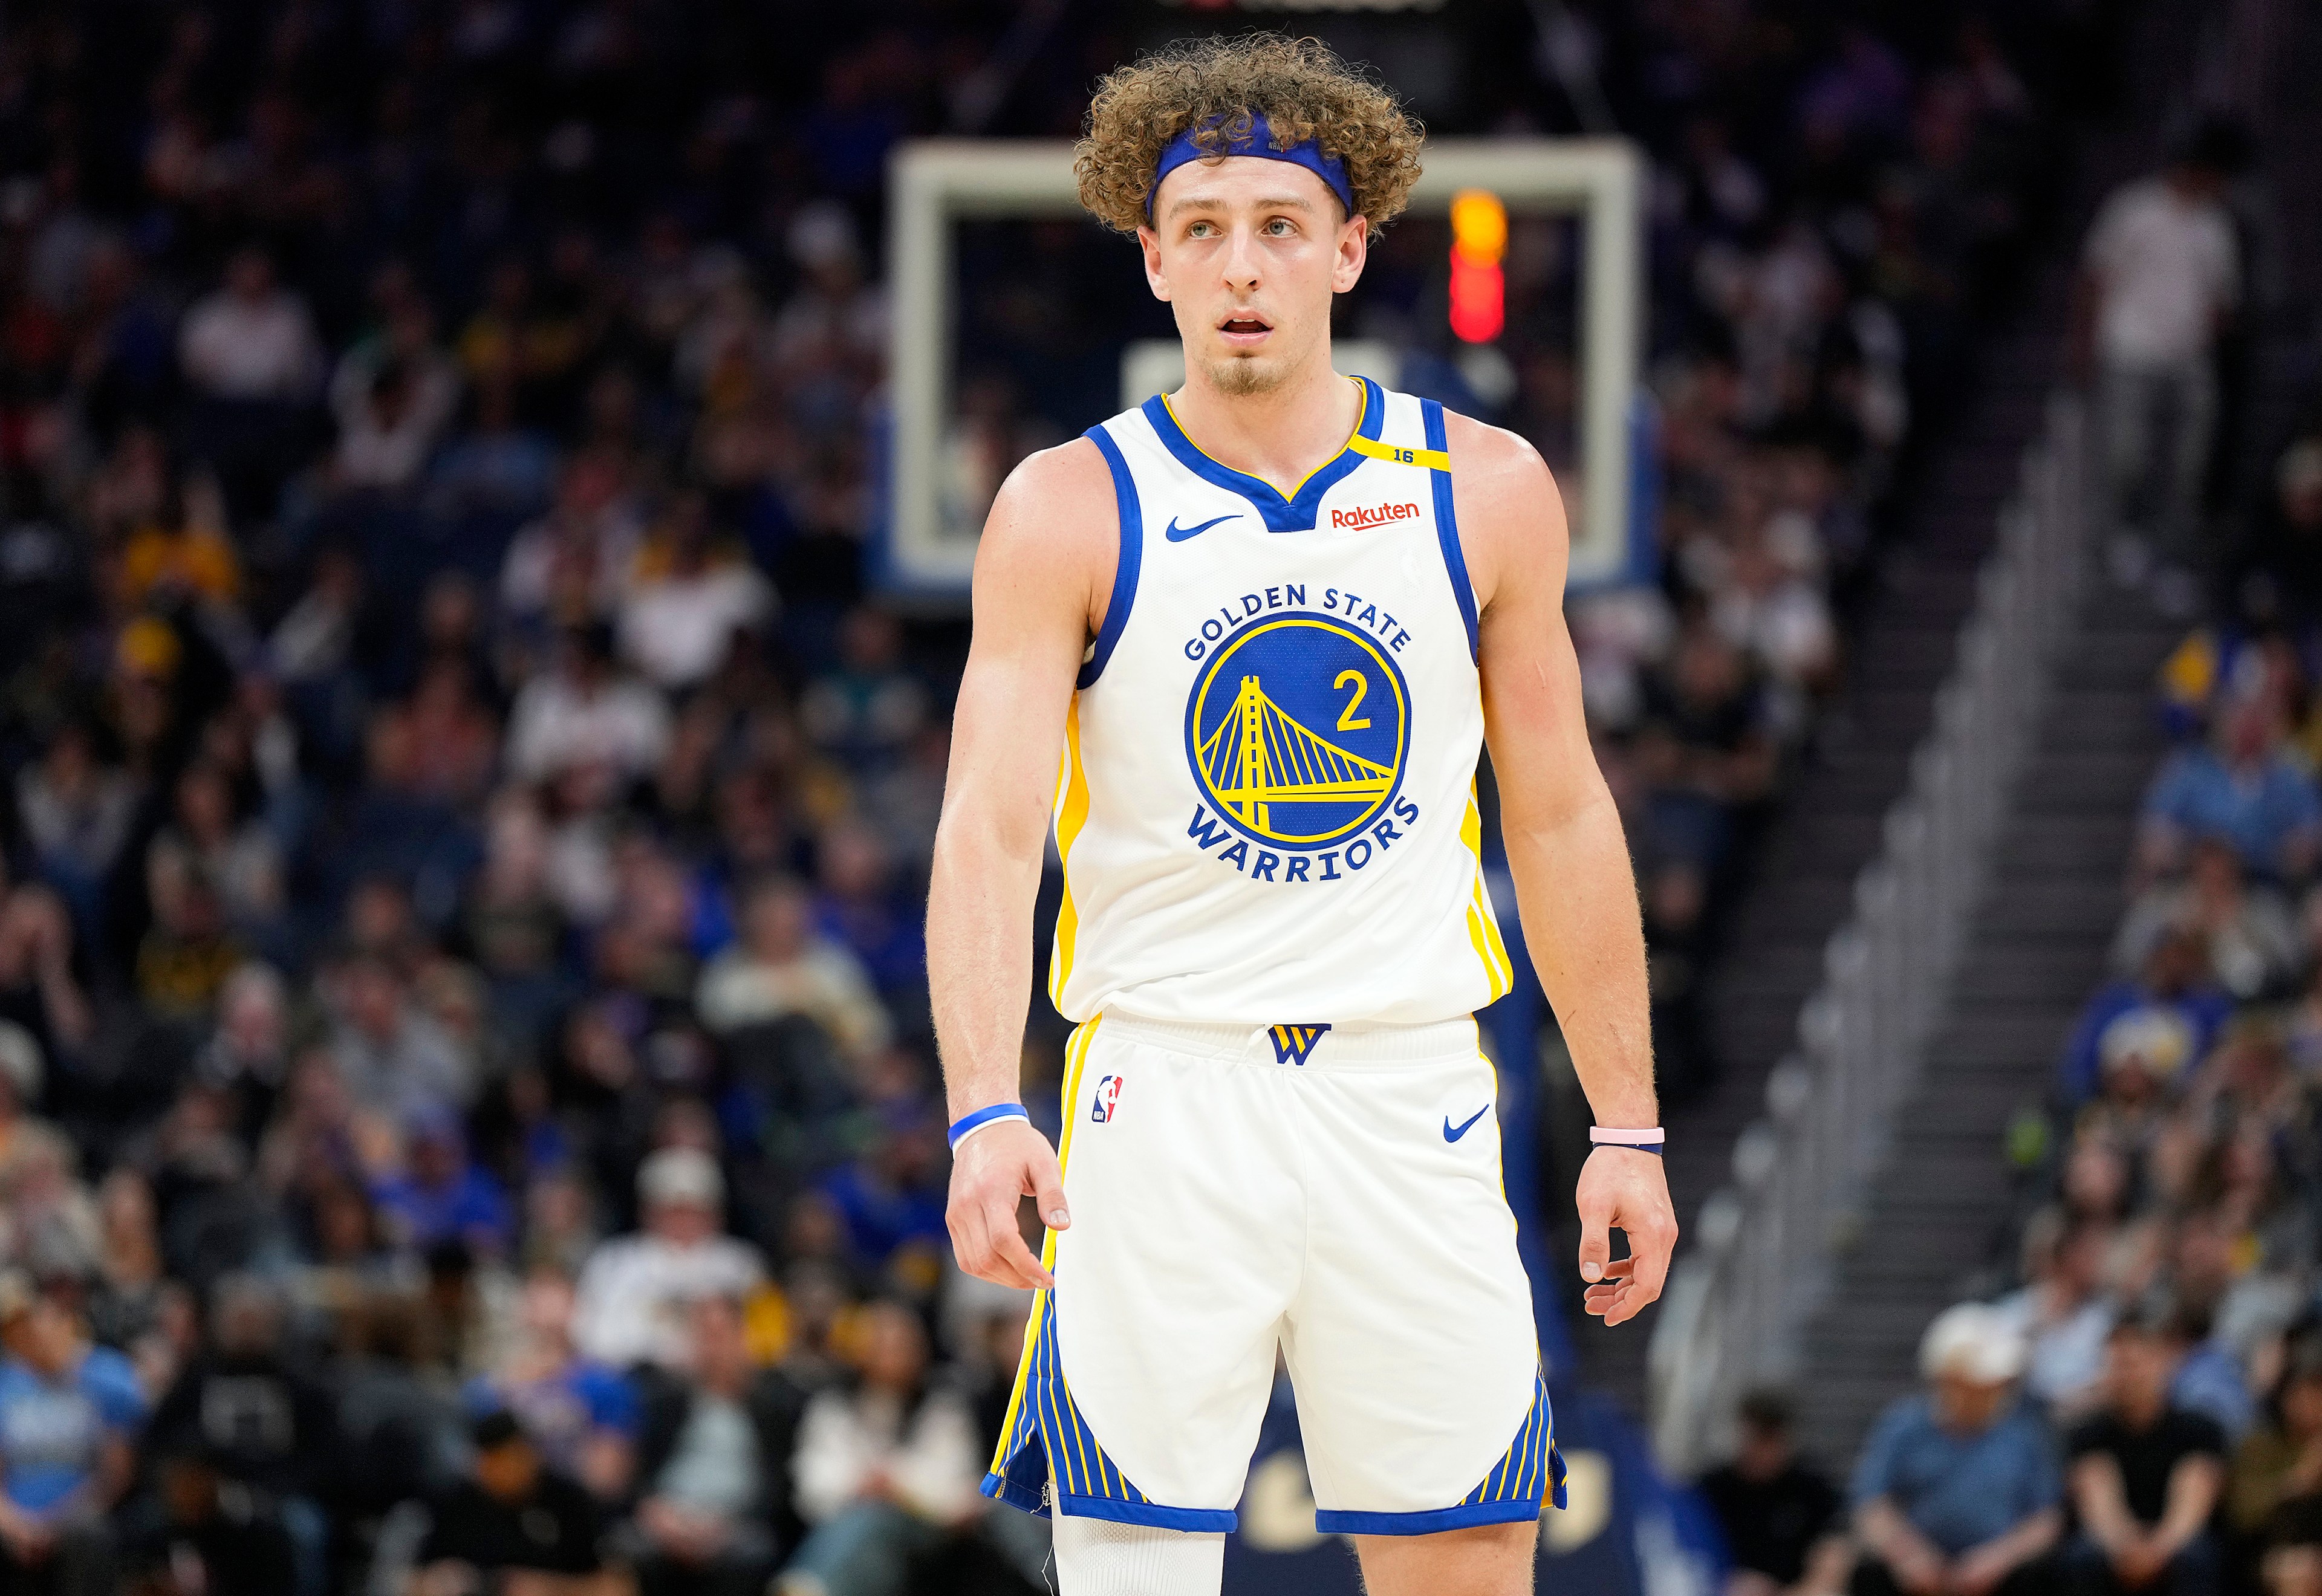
xmin=1564 ymin=12 xmax=2066 ymax=1101
xmin=0 ymin=2 xmax=2118 ymax=1595
xmin=1682 ymin=123 xmax=2322 ymax=1596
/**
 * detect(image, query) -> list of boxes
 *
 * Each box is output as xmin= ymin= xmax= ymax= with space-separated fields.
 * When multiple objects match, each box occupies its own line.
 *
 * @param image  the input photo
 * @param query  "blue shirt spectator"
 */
xmin=2138 ymin=700 xmax=2322 ymax=881
xmin=467 ymin=1361 xmax=636 ymax=1466
xmin=2170 ymin=1338 xmax=2254 ymax=1442
xmin=463 ymin=1264 xmax=637 ymax=1504
xmin=1853 ymin=1393 xmax=2063 ymax=1554
xmin=0 ymin=1300 xmax=146 ymax=1517
xmin=372 ymin=1114 xmax=514 ymax=1258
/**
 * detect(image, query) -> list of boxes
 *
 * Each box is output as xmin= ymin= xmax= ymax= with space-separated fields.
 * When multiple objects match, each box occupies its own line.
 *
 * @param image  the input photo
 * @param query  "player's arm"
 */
xmin=1450 ymin=411 xmax=1676 ymax=1328
xmin=929 ymin=440 xmax=1116 ymax=1291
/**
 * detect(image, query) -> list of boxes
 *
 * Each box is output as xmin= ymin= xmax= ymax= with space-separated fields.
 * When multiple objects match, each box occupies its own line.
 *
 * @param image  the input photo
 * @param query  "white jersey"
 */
xmin=1048 ymin=375 xmax=1515 ymax=1027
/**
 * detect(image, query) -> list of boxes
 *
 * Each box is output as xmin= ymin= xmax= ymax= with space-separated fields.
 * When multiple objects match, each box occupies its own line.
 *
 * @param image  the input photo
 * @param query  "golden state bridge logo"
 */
xmin=1185 ymin=614 xmax=1410 ymax=860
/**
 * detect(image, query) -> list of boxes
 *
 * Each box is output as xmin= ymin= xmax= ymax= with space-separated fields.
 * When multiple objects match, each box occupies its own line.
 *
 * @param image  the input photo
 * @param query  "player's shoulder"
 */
xmin=1438 ymin=409 xmax=1553 ymax=491
xmin=975 ymin=436 xmax=1119 ymax=610
xmin=1000 ymin=433 xmax=1116 ymax=505
xmin=1436 ymin=409 xmax=1567 ymax=591
xmin=980 ymin=436 xmax=1117 ymax=560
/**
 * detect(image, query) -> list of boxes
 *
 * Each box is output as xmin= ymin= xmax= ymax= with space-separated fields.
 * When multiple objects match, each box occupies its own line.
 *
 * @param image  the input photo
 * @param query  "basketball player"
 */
xmin=928 ymin=34 xmax=1674 ymax=1596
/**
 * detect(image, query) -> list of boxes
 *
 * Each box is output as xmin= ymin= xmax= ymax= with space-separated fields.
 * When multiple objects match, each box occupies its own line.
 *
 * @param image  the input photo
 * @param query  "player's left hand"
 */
xmin=1575 ymin=1145 xmax=1677 ymax=1326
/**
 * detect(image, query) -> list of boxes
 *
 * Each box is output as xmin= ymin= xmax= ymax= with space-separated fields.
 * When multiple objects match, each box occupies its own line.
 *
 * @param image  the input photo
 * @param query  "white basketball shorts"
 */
xmin=981 ymin=1012 xmax=1563 ymax=1536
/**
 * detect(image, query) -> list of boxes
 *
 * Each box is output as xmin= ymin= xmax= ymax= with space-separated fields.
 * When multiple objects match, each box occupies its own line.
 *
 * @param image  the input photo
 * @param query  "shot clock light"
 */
xmin=1448 ymin=188 xmax=1507 ymax=344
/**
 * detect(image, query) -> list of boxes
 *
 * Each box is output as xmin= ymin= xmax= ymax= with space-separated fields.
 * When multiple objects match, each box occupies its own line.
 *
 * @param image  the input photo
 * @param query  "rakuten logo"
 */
xmin=1330 ymin=501 xmax=1420 ymax=530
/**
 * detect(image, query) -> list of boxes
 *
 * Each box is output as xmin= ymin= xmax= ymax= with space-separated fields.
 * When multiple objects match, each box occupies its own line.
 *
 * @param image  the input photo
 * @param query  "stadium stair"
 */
xmin=1787 ymin=572 xmax=2177 ymax=1464
xmin=1786 ymin=0 xmax=2322 ymax=1471
xmin=1571 ymin=290 xmax=2067 ymax=1419
xmin=1575 ymin=0 xmax=2231 ymax=1445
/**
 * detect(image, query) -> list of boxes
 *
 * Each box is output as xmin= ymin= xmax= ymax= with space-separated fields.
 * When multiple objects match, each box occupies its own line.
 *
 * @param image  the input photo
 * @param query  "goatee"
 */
xmin=1205 ymin=355 xmax=1284 ymax=397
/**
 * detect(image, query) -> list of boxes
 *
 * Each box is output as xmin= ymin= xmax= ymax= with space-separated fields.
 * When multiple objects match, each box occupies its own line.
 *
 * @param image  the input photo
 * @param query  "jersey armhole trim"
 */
xmin=1079 ymin=425 xmax=1143 ymax=689
xmin=1421 ymin=398 xmax=1480 ymax=663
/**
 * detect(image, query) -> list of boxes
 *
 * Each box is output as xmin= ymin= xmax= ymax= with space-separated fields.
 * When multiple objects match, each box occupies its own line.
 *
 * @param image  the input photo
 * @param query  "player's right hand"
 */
xmin=947 ymin=1117 xmax=1070 ymax=1290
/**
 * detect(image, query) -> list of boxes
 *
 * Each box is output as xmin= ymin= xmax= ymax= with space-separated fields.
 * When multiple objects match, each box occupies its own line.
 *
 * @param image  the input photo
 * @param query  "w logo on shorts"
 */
xmin=1090 ymin=1075 xmax=1124 ymax=1123
xmin=1267 ymin=1024 xmax=1332 ymax=1066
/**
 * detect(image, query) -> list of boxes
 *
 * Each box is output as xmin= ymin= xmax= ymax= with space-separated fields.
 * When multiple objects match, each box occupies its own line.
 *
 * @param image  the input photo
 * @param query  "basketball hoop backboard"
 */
xmin=882 ymin=137 xmax=1643 ymax=597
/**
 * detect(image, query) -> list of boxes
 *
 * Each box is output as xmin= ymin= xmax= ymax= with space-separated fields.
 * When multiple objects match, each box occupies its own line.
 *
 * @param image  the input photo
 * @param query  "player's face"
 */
xmin=1139 ymin=157 xmax=1367 ymax=398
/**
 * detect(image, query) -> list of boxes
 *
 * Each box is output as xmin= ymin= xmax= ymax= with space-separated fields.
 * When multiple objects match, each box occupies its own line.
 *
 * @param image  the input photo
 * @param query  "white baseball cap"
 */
xmin=1919 ymin=1302 xmax=2026 ymax=1385
xmin=638 ymin=1147 xmax=724 ymax=1209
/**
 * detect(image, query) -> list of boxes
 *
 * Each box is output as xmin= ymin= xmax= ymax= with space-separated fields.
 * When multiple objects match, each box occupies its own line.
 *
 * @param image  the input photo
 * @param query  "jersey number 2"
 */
xmin=1334 ymin=669 xmax=1371 ymax=730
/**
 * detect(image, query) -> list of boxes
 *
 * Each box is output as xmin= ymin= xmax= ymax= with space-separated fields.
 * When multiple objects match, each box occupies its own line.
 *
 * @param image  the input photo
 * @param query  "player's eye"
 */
xmin=1186 ymin=221 xmax=1218 ymax=238
xmin=1263 ymin=218 xmax=1295 ymax=236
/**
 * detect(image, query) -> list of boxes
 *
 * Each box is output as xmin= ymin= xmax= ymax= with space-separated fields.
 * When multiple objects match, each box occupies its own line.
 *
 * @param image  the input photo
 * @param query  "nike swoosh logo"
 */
xmin=1165 ymin=513 xmax=1240 ymax=542
xmin=1444 ymin=1105 xmax=1490 ymax=1143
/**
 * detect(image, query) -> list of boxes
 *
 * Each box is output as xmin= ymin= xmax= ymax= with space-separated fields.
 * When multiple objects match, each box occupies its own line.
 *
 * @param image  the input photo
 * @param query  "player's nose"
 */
xmin=1220 ymin=225 xmax=1262 ymax=288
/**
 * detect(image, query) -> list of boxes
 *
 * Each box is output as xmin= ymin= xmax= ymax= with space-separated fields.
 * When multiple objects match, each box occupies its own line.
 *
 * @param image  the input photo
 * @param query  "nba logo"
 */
xmin=1091 ymin=1075 xmax=1123 ymax=1123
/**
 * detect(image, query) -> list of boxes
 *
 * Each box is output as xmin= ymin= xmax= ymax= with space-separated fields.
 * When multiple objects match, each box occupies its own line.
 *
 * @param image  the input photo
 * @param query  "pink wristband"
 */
xmin=1589 ymin=1126 xmax=1665 ymax=1149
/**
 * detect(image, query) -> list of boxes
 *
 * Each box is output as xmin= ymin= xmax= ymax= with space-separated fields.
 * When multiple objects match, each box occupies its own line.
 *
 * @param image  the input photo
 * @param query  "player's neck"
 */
xmin=1168 ymin=353 xmax=1362 ymax=498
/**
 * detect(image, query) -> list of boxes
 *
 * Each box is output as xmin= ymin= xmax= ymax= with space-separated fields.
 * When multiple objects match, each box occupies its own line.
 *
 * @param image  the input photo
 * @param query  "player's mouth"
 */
xmin=1217 ymin=311 xmax=1273 ymax=348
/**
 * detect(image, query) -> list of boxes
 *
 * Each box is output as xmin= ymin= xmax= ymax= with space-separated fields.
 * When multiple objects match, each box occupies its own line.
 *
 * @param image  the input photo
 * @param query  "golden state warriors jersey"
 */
xmin=1048 ymin=375 xmax=1515 ymax=1026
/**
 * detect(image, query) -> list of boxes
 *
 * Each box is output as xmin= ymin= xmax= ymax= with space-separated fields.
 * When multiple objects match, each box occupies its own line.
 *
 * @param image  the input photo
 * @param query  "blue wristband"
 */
xmin=948 ymin=1103 xmax=1030 ymax=1151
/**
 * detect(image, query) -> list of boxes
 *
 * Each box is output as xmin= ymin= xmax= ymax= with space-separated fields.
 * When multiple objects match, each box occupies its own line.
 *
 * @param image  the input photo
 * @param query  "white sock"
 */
xmin=1052 ymin=1512 xmax=1227 ymax=1596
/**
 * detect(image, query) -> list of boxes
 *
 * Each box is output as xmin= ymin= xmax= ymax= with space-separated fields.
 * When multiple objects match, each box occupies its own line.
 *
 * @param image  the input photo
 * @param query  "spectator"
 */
xmin=628 ymin=1295 xmax=799 ymax=1596
xmin=697 ymin=876 xmax=889 ymax=1060
xmin=571 ymin=1151 xmax=764 ymax=1372
xmin=198 ymin=962 xmax=293 ymax=1118
xmin=136 ymin=856 xmax=246 ymax=1022
xmin=2076 ymin=122 xmax=2242 ymax=557
xmin=120 ymin=476 xmax=242 ymax=610
xmin=1696 ymin=1388 xmax=1847 ymax=1596
xmin=2231 ymin=438 xmax=2322 ymax=631
xmin=507 ymin=624 xmax=671 ymax=788
xmin=326 ymin=955 xmax=474 ymax=1121
xmin=147 ymin=1277 xmax=340 ymax=1596
xmin=500 ymin=455 xmax=639 ymax=642
xmin=2061 ymin=929 xmax=2234 ymax=1105
xmin=815 ymin=1117 xmax=949 ymax=1281
xmin=0 ymin=888 xmax=93 ymax=1071
xmin=411 ymin=1411 xmax=623 ymax=1596
xmin=2166 ymin=1296 xmax=2257 ymax=1444
xmin=372 ymin=1111 xmax=514 ymax=1259
xmin=1849 ymin=1303 xmax=2062 ymax=1596
xmin=179 ymin=249 xmax=325 ymax=406
xmin=0 ymin=1275 xmax=146 ymax=1596
xmin=1633 ymin=618 xmax=1781 ymax=883
xmin=2063 ymin=1310 xmax=2227 ymax=1596
xmin=616 ymin=493 xmax=773 ymax=692
xmin=120 ymin=1441 xmax=298 ymax=1596
xmin=798 ymin=611 xmax=928 ymax=776
xmin=468 ymin=1270 xmax=638 ymax=1503
xmin=2265 ymin=1499 xmax=2322 ymax=1596
xmin=811 ymin=823 xmax=926 ymax=1001
xmin=0 ymin=1025 xmax=72 ymax=1204
xmin=1995 ymin=1215 xmax=2118 ymax=1419
xmin=2137 ymin=695 xmax=2322 ymax=885
xmin=178 ymin=248 xmax=327 ymax=528
xmin=2227 ymin=1345 xmax=2322 ymax=1580
xmin=15 ymin=724 xmax=137 ymax=942
xmin=148 ymin=762 xmax=287 ymax=947
xmin=86 ymin=1171 xmax=178 ymax=1395
xmin=326 ymin=308 xmax=459 ymax=496
xmin=2113 ymin=838 xmax=2300 ymax=1000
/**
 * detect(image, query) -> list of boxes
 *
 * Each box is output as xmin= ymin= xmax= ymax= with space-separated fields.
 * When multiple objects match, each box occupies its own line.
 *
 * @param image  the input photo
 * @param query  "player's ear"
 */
xmin=1332 ymin=212 xmax=1368 ymax=295
xmin=1137 ymin=226 xmax=1171 ymax=302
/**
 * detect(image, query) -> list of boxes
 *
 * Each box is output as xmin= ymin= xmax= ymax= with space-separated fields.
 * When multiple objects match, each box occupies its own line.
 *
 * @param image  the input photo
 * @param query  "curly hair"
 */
xmin=1074 ymin=34 xmax=1425 ymax=235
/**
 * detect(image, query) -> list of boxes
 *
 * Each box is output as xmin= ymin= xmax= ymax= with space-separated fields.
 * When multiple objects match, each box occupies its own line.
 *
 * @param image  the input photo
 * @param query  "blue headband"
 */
xmin=1146 ymin=111 xmax=1354 ymax=223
